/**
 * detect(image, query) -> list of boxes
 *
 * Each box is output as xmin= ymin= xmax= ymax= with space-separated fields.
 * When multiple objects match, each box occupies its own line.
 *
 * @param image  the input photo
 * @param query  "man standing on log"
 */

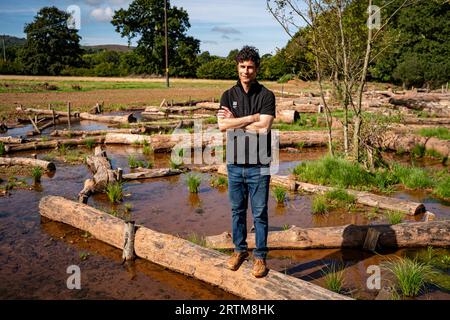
xmin=217 ymin=46 xmax=276 ymax=278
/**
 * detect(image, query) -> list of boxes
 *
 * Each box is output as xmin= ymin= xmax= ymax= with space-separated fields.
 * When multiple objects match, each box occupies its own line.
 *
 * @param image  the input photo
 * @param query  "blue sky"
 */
xmin=0 ymin=0 xmax=292 ymax=56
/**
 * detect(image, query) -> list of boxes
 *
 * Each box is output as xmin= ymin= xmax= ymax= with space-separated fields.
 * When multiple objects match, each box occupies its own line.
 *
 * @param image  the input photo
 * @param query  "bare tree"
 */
xmin=267 ymin=0 xmax=411 ymax=161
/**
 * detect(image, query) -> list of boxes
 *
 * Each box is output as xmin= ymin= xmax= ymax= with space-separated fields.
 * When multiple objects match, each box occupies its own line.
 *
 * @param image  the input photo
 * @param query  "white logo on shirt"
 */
xmin=232 ymin=101 xmax=238 ymax=108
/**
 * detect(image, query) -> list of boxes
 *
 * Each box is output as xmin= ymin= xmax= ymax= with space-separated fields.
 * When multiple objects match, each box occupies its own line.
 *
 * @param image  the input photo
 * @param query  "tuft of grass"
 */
xmin=385 ymin=210 xmax=405 ymax=225
xmin=142 ymin=145 xmax=153 ymax=155
xmin=128 ymin=155 xmax=138 ymax=168
xmin=296 ymin=141 xmax=305 ymax=149
xmin=124 ymin=202 xmax=133 ymax=213
xmin=312 ymin=195 xmax=329 ymax=214
xmin=425 ymin=148 xmax=444 ymax=160
xmin=433 ymin=176 xmax=450 ymax=199
xmin=419 ymin=127 xmax=450 ymax=140
xmin=391 ymin=163 xmax=434 ymax=190
xmin=282 ymin=224 xmax=290 ymax=231
xmin=272 ymin=186 xmax=287 ymax=204
xmin=79 ymin=252 xmax=90 ymax=261
xmin=85 ymin=139 xmax=95 ymax=150
xmin=105 ymin=182 xmax=123 ymax=203
xmin=324 ymin=188 xmax=356 ymax=206
xmin=383 ymin=257 xmax=437 ymax=297
xmin=58 ymin=143 xmax=68 ymax=155
xmin=0 ymin=142 xmax=5 ymax=155
xmin=31 ymin=166 xmax=43 ymax=184
xmin=186 ymin=174 xmax=201 ymax=193
xmin=210 ymin=175 xmax=227 ymax=188
xmin=293 ymin=156 xmax=373 ymax=189
xmin=186 ymin=233 xmax=206 ymax=247
xmin=170 ymin=159 xmax=182 ymax=169
xmin=411 ymin=144 xmax=426 ymax=158
xmin=322 ymin=262 xmax=345 ymax=294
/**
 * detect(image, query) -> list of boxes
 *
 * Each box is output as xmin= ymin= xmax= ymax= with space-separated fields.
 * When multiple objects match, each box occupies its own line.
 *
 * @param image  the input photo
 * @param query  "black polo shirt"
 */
xmin=220 ymin=80 xmax=276 ymax=166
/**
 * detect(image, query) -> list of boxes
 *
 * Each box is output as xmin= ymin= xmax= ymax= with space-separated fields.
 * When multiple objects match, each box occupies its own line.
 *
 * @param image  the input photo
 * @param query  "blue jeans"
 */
xmin=227 ymin=164 xmax=270 ymax=260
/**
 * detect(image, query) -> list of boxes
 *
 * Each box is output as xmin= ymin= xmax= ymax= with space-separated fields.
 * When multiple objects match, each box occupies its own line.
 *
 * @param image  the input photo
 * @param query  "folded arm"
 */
xmin=244 ymin=114 xmax=274 ymax=133
xmin=217 ymin=107 xmax=259 ymax=132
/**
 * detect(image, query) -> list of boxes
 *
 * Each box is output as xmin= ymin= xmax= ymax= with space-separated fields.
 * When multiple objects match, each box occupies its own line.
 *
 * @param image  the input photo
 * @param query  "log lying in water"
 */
xmin=16 ymin=106 xmax=79 ymax=117
xmin=217 ymin=167 xmax=426 ymax=216
xmin=50 ymin=128 xmax=142 ymax=137
xmin=380 ymin=131 xmax=450 ymax=157
xmin=3 ymin=136 xmax=105 ymax=153
xmin=402 ymin=117 xmax=450 ymax=125
xmin=78 ymin=146 xmax=117 ymax=202
xmin=0 ymin=156 xmax=56 ymax=171
xmin=0 ymin=136 xmax=25 ymax=144
xmin=79 ymin=112 xmax=136 ymax=124
xmin=122 ymin=168 xmax=184 ymax=181
xmin=205 ymin=220 xmax=450 ymax=250
xmin=141 ymin=111 xmax=212 ymax=121
xmin=39 ymin=195 xmax=350 ymax=300
xmin=278 ymin=130 xmax=340 ymax=148
xmin=104 ymin=132 xmax=223 ymax=152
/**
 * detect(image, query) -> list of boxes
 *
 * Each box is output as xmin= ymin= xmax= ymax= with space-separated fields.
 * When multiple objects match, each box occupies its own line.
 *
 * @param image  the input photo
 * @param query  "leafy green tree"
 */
xmin=19 ymin=6 xmax=82 ymax=75
xmin=196 ymin=58 xmax=236 ymax=79
xmin=371 ymin=0 xmax=450 ymax=87
xmin=111 ymin=0 xmax=200 ymax=77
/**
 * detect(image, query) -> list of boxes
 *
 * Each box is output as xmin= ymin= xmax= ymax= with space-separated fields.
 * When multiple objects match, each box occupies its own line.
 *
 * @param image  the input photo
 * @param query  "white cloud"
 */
xmin=90 ymin=7 xmax=114 ymax=22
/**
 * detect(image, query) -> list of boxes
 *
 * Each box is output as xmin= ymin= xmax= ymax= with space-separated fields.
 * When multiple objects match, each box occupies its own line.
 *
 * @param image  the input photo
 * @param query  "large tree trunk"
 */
xmin=402 ymin=117 xmax=450 ymax=125
xmin=79 ymin=112 xmax=136 ymax=124
xmin=39 ymin=196 xmax=351 ymax=300
xmin=274 ymin=110 xmax=300 ymax=124
xmin=380 ymin=131 xmax=450 ymax=157
xmin=141 ymin=112 xmax=212 ymax=121
xmin=0 ymin=156 xmax=56 ymax=171
xmin=50 ymin=128 xmax=142 ymax=137
xmin=78 ymin=146 xmax=117 ymax=202
xmin=3 ymin=136 xmax=105 ymax=153
xmin=122 ymin=168 xmax=184 ymax=181
xmin=16 ymin=107 xmax=79 ymax=117
xmin=205 ymin=221 xmax=450 ymax=250
xmin=0 ymin=136 xmax=25 ymax=144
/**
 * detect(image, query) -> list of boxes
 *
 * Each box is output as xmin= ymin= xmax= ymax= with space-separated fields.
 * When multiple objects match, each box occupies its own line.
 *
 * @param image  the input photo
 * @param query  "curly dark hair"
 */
xmin=235 ymin=46 xmax=260 ymax=68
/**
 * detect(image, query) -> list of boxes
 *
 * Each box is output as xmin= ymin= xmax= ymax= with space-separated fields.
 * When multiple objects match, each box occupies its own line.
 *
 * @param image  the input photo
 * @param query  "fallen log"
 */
xmin=402 ymin=117 xmax=450 ymax=125
xmin=389 ymin=97 xmax=440 ymax=110
xmin=205 ymin=221 xmax=450 ymax=250
xmin=104 ymin=132 xmax=222 ymax=152
xmin=275 ymin=110 xmax=300 ymax=124
xmin=278 ymin=130 xmax=341 ymax=148
xmin=78 ymin=146 xmax=117 ymax=202
xmin=0 ymin=136 xmax=25 ymax=144
xmin=50 ymin=128 xmax=142 ymax=137
xmin=380 ymin=131 xmax=450 ymax=157
xmin=3 ymin=136 xmax=104 ymax=153
xmin=122 ymin=168 xmax=184 ymax=181
xmin=39 ymin=195 xmax=350 ymax=300
xmin=16 ymin=107 xmax=79 ymax=117
xmin=141 ymin=112 xmax=212 ymax=121
xmin=0 ymin=156 xmax=56 ymax=171
xmin=79 ymin=112 xmax=136 ymax=124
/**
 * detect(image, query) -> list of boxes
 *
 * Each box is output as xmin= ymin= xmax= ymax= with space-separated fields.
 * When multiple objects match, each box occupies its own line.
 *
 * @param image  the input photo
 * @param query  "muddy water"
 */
xmin=1 ymin=141 xmax=449 ymax=299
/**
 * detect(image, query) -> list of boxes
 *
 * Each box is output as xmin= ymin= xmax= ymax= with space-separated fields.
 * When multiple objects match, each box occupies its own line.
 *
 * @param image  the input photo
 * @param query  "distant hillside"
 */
xmin=1 ymin=35 xmax=26 ymax=47
xmin=82 ymin=44 xmax=134 ymax=52
xmin=0 ymin=35 xmax=133 ymax=53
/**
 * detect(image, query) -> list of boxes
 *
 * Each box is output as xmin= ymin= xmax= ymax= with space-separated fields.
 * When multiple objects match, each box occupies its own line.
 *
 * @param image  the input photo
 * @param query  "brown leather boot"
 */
xmin=227 ymin=251 xmax=249 ymax=271
xmin=252 ymin=258 xmax=269 ymax=278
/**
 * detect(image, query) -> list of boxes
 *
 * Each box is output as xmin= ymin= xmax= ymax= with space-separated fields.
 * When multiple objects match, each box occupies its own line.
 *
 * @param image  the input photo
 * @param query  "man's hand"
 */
xmin=217 ymin=106 xmax=235 ymax=119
